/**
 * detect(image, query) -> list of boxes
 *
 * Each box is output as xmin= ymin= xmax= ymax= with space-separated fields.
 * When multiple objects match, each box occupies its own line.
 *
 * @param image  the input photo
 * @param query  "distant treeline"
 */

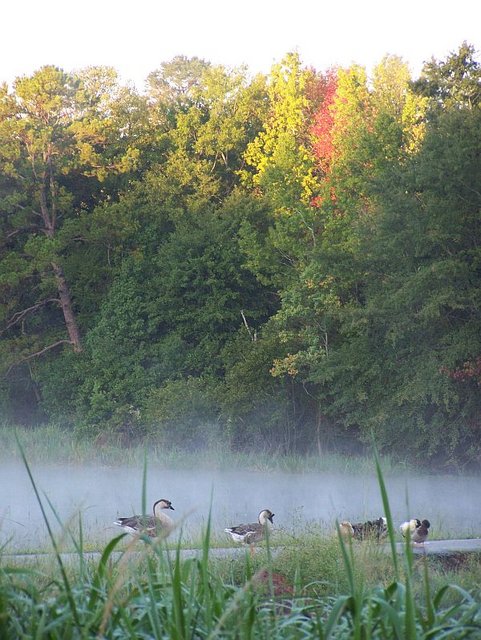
xmin=1 ymin=44 xmax=480 ymax=465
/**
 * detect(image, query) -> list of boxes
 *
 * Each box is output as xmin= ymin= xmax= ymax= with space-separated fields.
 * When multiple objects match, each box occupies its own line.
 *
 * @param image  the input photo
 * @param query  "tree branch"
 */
xmin=240 ymin=309 xmax=257 ymax=341
xmin=3 ymin=298 xmax=60 ymax=333
xmin=6 ymin=223 xmax=39 ymax=239
xmin=4 ymin=340 xmax=73 ymax=377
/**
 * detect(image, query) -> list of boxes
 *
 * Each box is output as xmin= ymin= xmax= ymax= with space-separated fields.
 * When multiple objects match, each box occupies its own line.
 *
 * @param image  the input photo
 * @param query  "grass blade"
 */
xmin=373 ymin=446 xmax=399 ymax=578
xmin=15 ymin=432 xmax=81 ymax=627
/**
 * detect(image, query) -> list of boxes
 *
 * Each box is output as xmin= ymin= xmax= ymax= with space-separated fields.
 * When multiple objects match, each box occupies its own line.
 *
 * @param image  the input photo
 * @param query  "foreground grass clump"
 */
xmin=218 ymin=531 xmax=481 ymax=604
xmin=2 ymin=530 xmax=481 ymax=639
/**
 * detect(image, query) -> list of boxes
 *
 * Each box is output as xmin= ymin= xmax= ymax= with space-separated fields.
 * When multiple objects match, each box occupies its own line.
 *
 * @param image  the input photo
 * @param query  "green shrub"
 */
xmin=142 ymin=376 xmax=222 ymax=449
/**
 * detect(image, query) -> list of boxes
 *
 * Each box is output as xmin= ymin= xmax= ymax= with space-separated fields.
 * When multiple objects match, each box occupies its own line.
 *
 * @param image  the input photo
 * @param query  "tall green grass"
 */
xmin=1 ymin=422 xmax=403 ymax=474
xmin=0 ymin=444 xmax=480 ymax=638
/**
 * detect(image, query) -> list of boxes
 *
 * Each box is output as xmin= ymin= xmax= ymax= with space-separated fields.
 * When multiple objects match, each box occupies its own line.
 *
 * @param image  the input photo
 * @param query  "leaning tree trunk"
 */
xmin=39 ymin=165 xmax=83 ymax=353
xmin=51 ymin=262 xmax=82 ymax=353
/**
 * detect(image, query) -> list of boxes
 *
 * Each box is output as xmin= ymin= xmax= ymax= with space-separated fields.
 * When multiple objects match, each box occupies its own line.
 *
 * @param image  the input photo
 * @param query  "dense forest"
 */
xmin=1 ymin=43 xmax=480 ymax=465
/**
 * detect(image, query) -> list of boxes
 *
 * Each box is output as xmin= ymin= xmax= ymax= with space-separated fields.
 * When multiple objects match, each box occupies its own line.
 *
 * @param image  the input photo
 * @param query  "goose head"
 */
xmin=258 ymin=509 xmax=275 ymax=525
xmin=153 ymin=499 xmax=175 ymax=516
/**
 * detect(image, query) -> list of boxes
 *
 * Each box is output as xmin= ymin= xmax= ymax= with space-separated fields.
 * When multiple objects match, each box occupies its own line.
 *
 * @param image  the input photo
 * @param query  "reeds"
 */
xmin=0 ymin=441 xmax=480 ymax=638
xmin=1 ymin=422 xmax=399 ymax=473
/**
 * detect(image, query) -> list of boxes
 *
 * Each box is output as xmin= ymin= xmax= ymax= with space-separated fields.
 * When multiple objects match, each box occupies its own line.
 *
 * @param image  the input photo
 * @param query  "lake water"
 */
xmin=1 ymin=462 xmax=480 ymax=550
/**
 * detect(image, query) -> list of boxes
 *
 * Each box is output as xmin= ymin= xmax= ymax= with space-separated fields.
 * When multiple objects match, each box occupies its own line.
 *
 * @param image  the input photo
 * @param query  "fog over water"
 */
xmin=1 ymin=462 xmax=480 ymax=550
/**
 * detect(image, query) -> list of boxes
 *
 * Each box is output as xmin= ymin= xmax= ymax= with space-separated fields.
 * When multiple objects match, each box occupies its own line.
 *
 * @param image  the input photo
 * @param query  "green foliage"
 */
xmin=219 ymin=327 xmax=318 ymax=452
xmin=147 ymin=55 xmax=212 ymax=118
xmin=0 ymin=64 xmax=151 ymax=405
xmin=412 ymin=41 xmax=481 ymax=111
xmin=241 ymin=52 xmax=322 ymax=286
xmin=1 ymin=45 xmax=481 ymax=465
xmin=142 ymin=376 xmax=222 ymax=448
xmin=259 ymin=45 xmax=481 ymax=464
xmin=71 ymin=196 xmax=277 ymax=434
xmin=345 ymin=103 xmax=481 ymax=462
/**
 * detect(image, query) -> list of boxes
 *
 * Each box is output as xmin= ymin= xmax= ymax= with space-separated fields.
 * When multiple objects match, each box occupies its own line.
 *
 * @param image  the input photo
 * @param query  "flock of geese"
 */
xmin=113 ymin=499 xmax=275 ymax=551
xmin=113 ymin=499 xmax=431 ymax=550
xmin=339 ymin=516 xmax=431 ymax=545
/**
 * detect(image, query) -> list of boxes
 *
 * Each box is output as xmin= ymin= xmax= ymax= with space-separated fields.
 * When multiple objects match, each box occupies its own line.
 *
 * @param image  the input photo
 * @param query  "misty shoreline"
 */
xmin=2 ymin=462 xmax=481 ymax=551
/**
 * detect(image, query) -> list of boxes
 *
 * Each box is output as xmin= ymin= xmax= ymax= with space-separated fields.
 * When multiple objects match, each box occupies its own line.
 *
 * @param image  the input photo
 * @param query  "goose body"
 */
xmin=412 ymin=519 xmax=430 ymax=544
xmin=114 ymin=498 xmax=175 ymax=537
xmin=350 ymin=516 xmax=387 ymax=541
xmin=224 ymin=509 xmax=275 ymax=546
xmin=400 ymin=518 xmax=421 ymax=538
xmin=339 ymin=521 xmax=355 ymax=540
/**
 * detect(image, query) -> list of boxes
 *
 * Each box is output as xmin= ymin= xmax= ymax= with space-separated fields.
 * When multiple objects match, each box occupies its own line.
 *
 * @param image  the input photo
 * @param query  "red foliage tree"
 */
xmin=310 ymin=69 xmax=338 ymax=174
xmin=441 ymin=356 xmax=481 ymax=386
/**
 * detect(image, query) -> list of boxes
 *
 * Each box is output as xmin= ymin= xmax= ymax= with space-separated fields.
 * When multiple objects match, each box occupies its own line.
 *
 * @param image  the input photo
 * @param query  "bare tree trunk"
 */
xmin=38 ymin=167 xmax=82 ymax=353
xmin=51 ymin=262 xmax=82 ymax=353
xmin=316 ymin=407 xmax=323 ymax=457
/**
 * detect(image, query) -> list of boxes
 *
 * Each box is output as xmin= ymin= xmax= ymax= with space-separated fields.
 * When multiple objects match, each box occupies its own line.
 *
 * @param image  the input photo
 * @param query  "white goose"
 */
xmin=400 ymin=518 xmax=421 ymax=538
xmin=114 ymin=498 xmax=175 ymax=537
xmin=338 ymin=521 xmax=354 ymax=539
xmin=224 ymin=508 xmax=275 ymax=553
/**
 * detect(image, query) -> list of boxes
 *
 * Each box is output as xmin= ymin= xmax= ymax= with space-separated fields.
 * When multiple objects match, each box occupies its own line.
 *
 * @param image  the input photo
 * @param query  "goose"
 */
xmin=224 ymin=508 xmax=275 ymax=553
xmin=351 ymin=516 xmax=387 ymax=541
xmin=400 ymin=518 xmax=421 ymax=538
xmin=339 ymin=521 xmax=355 ymax=540
xmin=412 ymin=519 xmax=431 ymax=544
xmin=114 ymin=498 xmax=175 ymax=537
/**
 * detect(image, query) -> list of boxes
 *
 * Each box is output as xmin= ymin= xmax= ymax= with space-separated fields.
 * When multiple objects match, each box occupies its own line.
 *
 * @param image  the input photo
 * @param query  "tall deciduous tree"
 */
xmin=146 ymin=55 xmax=211 ymax=120
xmin=310 ymin=69 xmax=338 ymax=175
xmin=132 ymin=59 xmax=270 ymax=225
xmin=0 ymin=66 xmax=146 ymax=374
xmin=411 ymin=41 xmax=481 ymax=111
xmin=268 ymin=58 xmax=430 ymax=451
xmin=239 ymin=53 xmax=323 ymax=290
xmin=0 ymin=67 xmax=83 ymax=357
xmin=243 ymin=52 xmax=319 ymax=210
